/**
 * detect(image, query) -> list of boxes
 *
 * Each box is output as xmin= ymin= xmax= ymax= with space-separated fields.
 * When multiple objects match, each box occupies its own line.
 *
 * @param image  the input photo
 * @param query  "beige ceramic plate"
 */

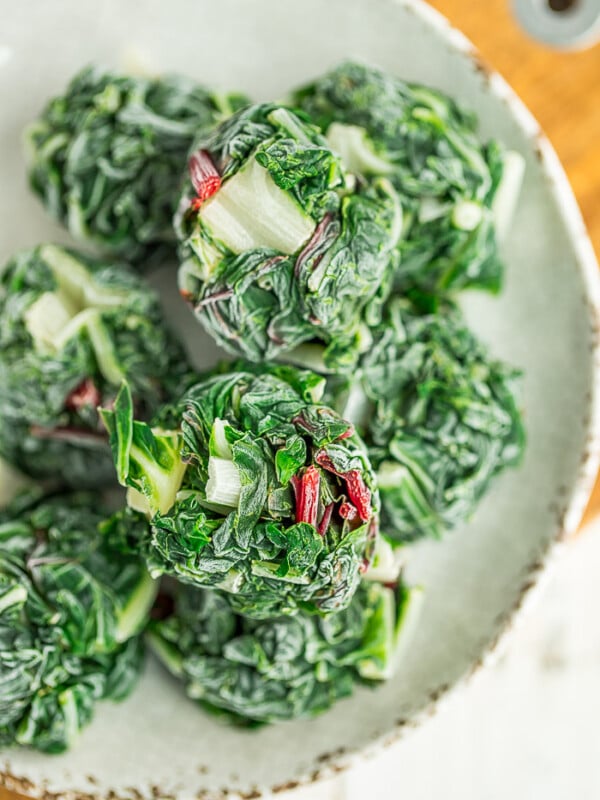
xmin=1 ymin=0 xmax=600 ymax=797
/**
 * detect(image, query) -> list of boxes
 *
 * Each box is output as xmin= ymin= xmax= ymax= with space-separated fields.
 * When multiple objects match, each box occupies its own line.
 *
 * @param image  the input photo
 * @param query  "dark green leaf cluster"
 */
xmin=175 ymin=103 xmax=401 ymax=366
xmin=0 ymin=58 xmax=526 ymax=741
xmin=0 ymin=244 xmax=189 ymax=486
xmin=325 ymin=299 xmax=525 ymax=542
xmin=291 ymin=61 xmax=509 ymax=295
xmin=101 ymin=369 xmax=380 ymax=618
xmin=26 ymin=66 xmax=250 ymax=265
xmin=148 ymin=579 xmax=412 ymax=723
xmin=0 ymin=492 xmax=156 ymax=753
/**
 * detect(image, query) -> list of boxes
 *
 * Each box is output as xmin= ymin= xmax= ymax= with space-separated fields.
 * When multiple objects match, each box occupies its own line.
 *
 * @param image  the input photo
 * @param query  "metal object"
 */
xmin=513 ymin=0 xmax=600 ymax=49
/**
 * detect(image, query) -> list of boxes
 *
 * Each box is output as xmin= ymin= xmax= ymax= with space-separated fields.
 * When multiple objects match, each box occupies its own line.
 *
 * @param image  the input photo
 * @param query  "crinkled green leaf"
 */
xmin=291 ymin=61 xmax=515 ymax=296
xmin=26 ymin=66 xmax=250 ymax=264
xmin=0 ymin=492 xmax=155 ymax=753
xmin=175 ymin=103 xmax=401 ymax=366
xmin=325 ymin=298 xmax=524 ymax=541
xmin=148 ymin=579 xmax=417 ymax=724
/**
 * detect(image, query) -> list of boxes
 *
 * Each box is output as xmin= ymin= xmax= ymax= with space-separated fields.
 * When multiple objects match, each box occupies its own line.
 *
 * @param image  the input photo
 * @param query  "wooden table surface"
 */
xmin=1 ymin=4 xmax=599 ymax=800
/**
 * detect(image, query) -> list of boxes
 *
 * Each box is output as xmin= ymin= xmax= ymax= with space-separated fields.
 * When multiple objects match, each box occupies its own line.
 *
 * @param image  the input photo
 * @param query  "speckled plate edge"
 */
xmin=1 ymin=1 xmax=600 ymax=797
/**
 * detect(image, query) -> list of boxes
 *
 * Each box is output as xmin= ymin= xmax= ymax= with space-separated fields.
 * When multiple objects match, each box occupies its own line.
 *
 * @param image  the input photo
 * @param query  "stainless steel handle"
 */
xmin=513 ymin=0 xmax=600 ymax=49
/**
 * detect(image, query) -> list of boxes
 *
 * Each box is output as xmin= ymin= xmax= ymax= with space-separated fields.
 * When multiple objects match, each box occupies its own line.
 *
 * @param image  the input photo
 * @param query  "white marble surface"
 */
xmin=288 ymin=519 xmax=600 ymax=800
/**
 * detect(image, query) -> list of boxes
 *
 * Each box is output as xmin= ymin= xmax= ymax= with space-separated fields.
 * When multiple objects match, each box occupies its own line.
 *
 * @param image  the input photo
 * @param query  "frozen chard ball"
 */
xmin=26 ymin=66 xmax=249 ymax=265
xmin=0 ymin=244 xmax=187 ymax=486
xmin=174 ymin=103 xmax=402 ymax=366
xmin=101 ymin=368 xmax=380 ymax=618
xmin=147 ymin=578 xmax=421 ymax=724
xmin=0 ymin=492 xmax=157 ymax=753
xmin=326 ymin=299 xmax=524 ymax=542
xmin=291 ymin=61 xmax=524 ymax=295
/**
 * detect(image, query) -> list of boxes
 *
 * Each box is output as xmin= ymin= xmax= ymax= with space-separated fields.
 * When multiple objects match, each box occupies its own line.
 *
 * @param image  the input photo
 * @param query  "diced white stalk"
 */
xmin=57 ymin=689 xmax=79 ymax=749
xmin=52 ymin=308 xmax=124 ymax=384
xmin=364 ymin=537 xmax=405 ymax=583
xmin=377 ymin=460 xmax=409 ymax=489
xmin=492 ymin=150 xmax=525 ymax=242
xmin=210 ymin=418 xmax=233 ymax=459
xmin=115 ymin=570 xmax=158 ymax=642
xmin=82 ymin=310 xmax=125 ymax=384
xmin=308 ymin=377 xmax=326 ymax=403
xmin=197 ymin=498 xmax=242 ymax=515
xmin=178 ymin=256 xmax=206 ymax=288
xmin=24 ymin=290 xmax=78 ymax=353
xmin=39 ymin=244 xmax=127 ymax=309
xmin=451 ymin=200 xmax=483 ymax=231
xmin=356 ymin=323 xmax=373 ymax=355
xmin=67 ymin=197 xmax=88 ymax=241
xmin=146 ymin=630 xmax=185 ymax=678
xmin=130 ymin=431 xmax=187 ymax=516
xmin=186 ymin=232 xmax=222 ymax=278
xmin=315 ymin=660 xmax=329 ymax=682
xmin=268 ymin=107 xmax=313 ymax=145
xmin=0 ymin=585 xmax=27 ymax=615
xmin=205 ymin=456 xmax=241 ymax=508
xmin=357 ymin=587 xmax=396 ymax=680
xmin=393 ymin=585 xmax=425 ymax=663
xmin=216 ymin=569 xmax=245 ymax=593
xmin=279 ymin=343 xmax=331 ymax=374
xmin=341 ymin=381 xmax=372 ymax=431
xmin=126 ymin=487 xmax=152 ymax=516
xmin=200 ymin=158 xmax=315 ymax=254
xmin=326 ymin=123 xmax=394 ymax=176
xmin=418 ymin=196 xmax=452 ymax=225
xmin=51 ymin=308 xmax=122 ymax=384
xmin=251 ymin=561 xmax=311 ymax=585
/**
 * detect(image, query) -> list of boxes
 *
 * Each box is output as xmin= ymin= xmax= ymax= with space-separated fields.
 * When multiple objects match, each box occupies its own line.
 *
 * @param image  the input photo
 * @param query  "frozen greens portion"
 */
xmin=147 ymin=578 xmax=421 ymax=724
xmin=175 ymin=102 xmax=401 ymax=367
xmin=0 ymin=244 xmax=188 ymax=486
xmin=324 ymin=299 xmax=524 ymax=542
xmin=291 ymin=61 xmax=524 ymax=296
xmin=101 ymin=368 xmax=380 ymax=618
xmin=26 ymin=66 xmax=250 ymax=266
xmin=0 ymin=491 xmax=157 ymax=753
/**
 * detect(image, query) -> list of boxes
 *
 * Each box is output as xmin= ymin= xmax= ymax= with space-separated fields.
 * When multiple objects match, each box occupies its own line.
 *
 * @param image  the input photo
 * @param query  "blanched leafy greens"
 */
xmin=175 ymin=103 xmax=401 ymax=366
xmin=291 ymin=61 xmax=524 ymax=296
xmin=101 ymin=368 xmax=380 ymax=618
xmin=0 ymin=244 xmax=188 ymax=486
xmin=147 ymin=578 xmax=420 ymax=724
xmin=26 ymin=66 xmax=250 ymax=266
xmin=325 ymin=299 xmax=524 ymax=541
xmin=0 ymin=492 xmax=157 ymax=753
xmin=0 ymin=58 xmax=528 ymax=746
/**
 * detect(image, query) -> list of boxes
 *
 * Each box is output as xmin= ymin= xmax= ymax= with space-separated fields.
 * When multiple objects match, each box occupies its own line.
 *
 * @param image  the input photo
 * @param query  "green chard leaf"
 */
xmin=174 ymin=102 xmax=401 ymax=367
xmin=324 ymin=298 xmax=525 ymax=542
xmin=148 ymin=578 xmax=420 ymax=725
xmin=101 ymin=368 xmax=380 ymax=618
xmin=0 ymin=492 xmax=156 ymax=753
xmin=26 ymin=66 xmax=251 ymax=265
xmin=0 ymin=244 xmax=190 ymax=488
xmin=291 ymin=61 xmax=524 ymax=297
xmin=101 ymin=383 xmax=187 ymax=516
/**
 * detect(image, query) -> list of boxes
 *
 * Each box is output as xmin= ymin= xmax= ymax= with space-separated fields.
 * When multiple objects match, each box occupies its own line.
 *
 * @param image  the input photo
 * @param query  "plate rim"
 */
xmin=2 ymin=0 xmax=600 ymax=796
